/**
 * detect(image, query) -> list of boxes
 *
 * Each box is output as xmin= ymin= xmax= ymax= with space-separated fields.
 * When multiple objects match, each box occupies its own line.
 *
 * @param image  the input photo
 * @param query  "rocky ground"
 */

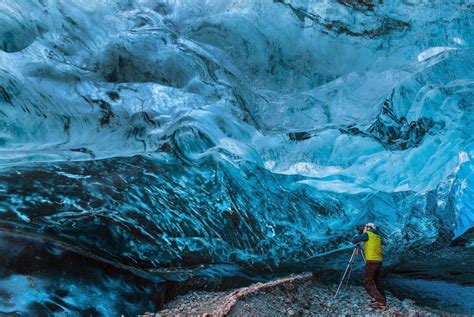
xmin=144 ymin=273 xmax=460 ymax=316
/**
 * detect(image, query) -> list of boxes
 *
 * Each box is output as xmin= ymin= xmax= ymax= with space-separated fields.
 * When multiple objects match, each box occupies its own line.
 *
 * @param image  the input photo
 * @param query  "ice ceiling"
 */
xmin=0 ymin=0 xmax=473 ymax=315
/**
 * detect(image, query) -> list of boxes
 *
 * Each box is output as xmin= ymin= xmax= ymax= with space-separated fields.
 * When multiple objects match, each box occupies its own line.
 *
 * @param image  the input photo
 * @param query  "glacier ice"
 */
xmin=0 ymin=0 xmax=473 ymax=314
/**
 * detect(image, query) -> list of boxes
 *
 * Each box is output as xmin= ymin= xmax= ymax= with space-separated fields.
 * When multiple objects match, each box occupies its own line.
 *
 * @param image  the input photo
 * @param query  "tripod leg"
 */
xmin=346 ymin=246 xmax=367 ymax=288
xmin=334 ymin=248 xmax=357 ymax=299
xmin=345 ymin=261 xmax=354 ymax=287
xmin=334 ymin=261 xmax=351 ymax=299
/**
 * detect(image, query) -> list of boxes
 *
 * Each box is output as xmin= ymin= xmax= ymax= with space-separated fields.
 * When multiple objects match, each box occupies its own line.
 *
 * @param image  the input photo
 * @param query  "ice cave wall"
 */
xmin=0 ymin=0 xmax=473 ymax=314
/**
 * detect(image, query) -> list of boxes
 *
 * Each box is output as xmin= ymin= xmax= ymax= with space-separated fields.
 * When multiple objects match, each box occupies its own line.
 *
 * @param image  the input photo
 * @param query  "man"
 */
xmin=352 ymin=223 xmax=386 ymax=309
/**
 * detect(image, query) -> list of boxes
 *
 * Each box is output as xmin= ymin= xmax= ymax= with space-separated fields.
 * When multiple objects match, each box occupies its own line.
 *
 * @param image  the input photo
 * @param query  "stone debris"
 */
xmin=145 ymin=273 xmax=457 ymax=316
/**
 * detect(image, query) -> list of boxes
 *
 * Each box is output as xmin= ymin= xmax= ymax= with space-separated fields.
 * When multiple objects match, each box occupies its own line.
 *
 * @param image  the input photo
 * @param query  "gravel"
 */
xmin=145 ymin=273 xmax=459 ymax=316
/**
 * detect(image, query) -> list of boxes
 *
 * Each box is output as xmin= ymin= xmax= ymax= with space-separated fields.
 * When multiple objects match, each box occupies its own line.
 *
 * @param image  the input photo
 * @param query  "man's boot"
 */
xmin=370 ymin=301 xmax=386 ymax=309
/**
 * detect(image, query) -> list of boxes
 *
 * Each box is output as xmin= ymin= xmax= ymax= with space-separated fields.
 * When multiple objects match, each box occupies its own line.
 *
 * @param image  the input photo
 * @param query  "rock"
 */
xmin=149 ymin=273 xmax=454 ymax=317
xmin=407 ymin=309 xmax=418 ymax=317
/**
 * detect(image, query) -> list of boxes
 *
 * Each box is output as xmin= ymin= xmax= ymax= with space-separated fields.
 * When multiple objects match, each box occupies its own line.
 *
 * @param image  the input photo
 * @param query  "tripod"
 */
xmin=333 ymin=245 xmax=366 ymax=299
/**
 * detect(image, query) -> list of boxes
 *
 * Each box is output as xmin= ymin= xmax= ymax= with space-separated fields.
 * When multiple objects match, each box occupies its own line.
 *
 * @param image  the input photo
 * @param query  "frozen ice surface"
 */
xmin=0 ymin=0 xmax=473 ymax=314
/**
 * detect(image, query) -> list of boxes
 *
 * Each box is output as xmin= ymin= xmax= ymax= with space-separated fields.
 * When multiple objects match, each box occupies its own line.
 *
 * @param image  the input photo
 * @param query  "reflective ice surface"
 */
xmin=0 ymin=0 xmax=473 ymax=315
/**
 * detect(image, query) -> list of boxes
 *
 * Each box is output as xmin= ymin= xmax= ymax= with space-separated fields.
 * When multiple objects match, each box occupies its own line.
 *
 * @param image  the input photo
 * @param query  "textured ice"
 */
xmin=0 ymin=0 xmax=473 ymax=315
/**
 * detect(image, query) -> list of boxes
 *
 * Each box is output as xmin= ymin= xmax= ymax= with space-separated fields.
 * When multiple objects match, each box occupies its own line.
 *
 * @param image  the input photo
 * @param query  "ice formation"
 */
xmin=0 ymin=0 xmax=472 ymax=314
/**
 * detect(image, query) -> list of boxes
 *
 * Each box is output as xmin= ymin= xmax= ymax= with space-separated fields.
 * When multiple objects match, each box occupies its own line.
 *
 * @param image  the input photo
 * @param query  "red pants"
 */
xmin=364 ymin=261 xmax=386 ymax=303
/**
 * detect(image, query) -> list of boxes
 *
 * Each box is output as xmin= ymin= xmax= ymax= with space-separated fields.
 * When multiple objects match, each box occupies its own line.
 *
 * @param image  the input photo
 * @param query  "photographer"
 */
xmin=352 ymin=223 xmax=386 ymax=309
